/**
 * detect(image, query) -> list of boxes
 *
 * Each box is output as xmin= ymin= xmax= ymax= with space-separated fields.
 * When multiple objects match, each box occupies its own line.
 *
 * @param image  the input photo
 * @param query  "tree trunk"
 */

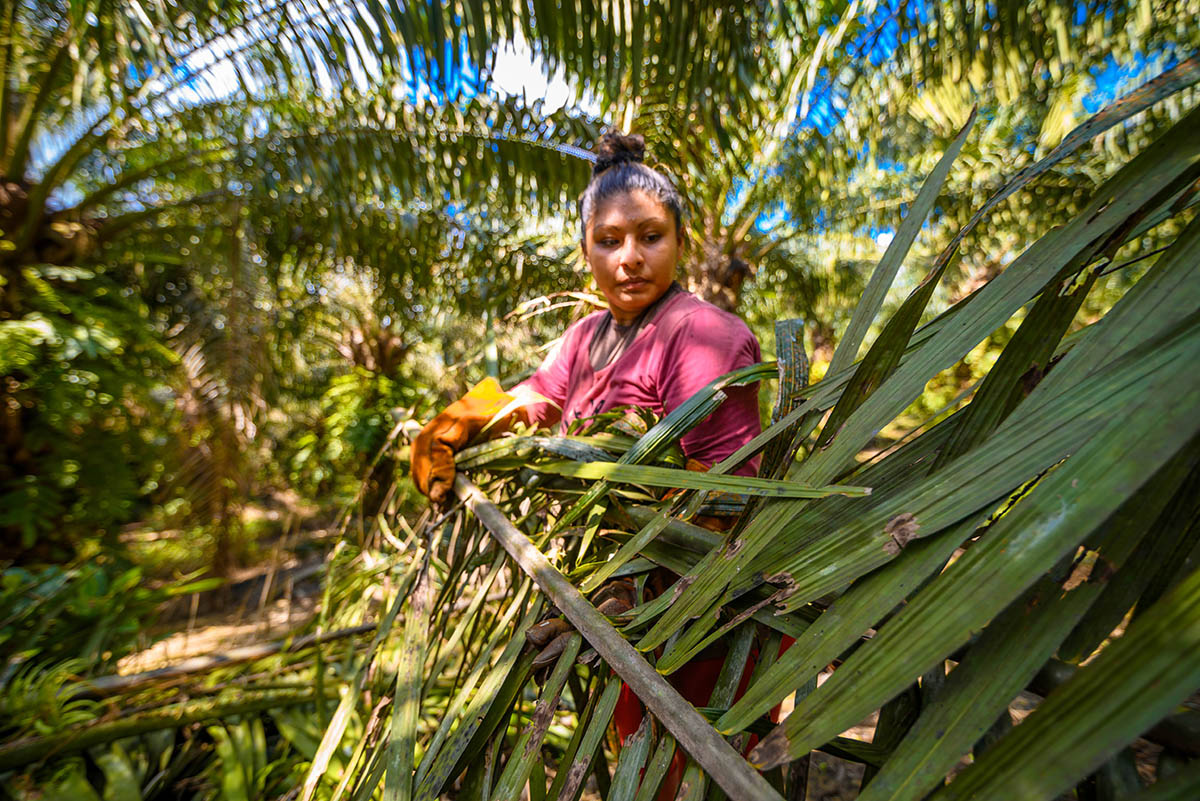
xmin=685 ymin=240 xmax=751 ymax=312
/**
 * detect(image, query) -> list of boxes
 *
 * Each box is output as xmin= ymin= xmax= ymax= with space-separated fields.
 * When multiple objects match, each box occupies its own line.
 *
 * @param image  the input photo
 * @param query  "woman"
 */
xmin=412 ymin=132 xmax=762 ymax=506
xmin=411 ymin=132 xmax=765 ymax=797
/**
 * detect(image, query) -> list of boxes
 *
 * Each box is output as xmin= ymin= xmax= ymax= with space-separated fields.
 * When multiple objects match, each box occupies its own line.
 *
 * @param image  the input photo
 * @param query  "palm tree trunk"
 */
xmin=686 ymin=247 xmax=751 ymax=312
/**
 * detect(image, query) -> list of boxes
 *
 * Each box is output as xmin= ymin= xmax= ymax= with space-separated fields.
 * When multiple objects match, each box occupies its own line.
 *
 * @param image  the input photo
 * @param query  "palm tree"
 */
xmin=764 ymin=0 xmax=1200 ymax=325
xmin=0 ymin=2 xmax=603 ymax=552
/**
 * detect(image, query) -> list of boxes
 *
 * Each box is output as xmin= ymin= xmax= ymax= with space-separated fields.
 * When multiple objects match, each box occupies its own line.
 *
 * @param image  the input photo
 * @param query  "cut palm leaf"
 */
xmin=551 ymin=361 xmax=776 ymax=532
xmin=931 ymin=563 xmax=1200 ymax=801
xmin=750 ymin=313 xmax=1200 ymax=767
xmin=534 ymin=461 xmax=870 ymax=499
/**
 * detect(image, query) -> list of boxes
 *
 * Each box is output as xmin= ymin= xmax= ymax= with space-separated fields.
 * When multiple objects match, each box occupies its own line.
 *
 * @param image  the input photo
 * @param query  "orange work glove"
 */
xmin=411 ymin=378 xmax=527 ymax=506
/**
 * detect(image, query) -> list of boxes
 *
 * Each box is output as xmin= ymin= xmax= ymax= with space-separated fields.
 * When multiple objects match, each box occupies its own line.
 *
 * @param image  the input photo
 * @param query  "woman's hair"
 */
xmin=578 ymin=132 xmax=685 ymax=241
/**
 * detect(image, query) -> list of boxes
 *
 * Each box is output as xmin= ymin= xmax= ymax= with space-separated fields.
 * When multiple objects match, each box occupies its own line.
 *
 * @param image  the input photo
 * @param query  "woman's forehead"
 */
xmin=588 ymin=189 xmax=673 ymax=229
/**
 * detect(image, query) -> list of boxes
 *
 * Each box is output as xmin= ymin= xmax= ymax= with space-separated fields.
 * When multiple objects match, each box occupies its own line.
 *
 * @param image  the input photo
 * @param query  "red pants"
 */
xmin=612 ymin=636 xmax=794 ymax=800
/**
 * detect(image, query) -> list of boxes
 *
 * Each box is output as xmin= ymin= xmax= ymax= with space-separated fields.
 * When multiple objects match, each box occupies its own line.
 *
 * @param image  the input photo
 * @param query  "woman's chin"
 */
xmin=611 ymin=291 xmax=653 ymax=315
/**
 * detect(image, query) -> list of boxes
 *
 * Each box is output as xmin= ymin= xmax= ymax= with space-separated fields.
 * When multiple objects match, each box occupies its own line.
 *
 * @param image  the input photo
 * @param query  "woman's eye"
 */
xmin=644 ymin=233 xmax=661 ymax=243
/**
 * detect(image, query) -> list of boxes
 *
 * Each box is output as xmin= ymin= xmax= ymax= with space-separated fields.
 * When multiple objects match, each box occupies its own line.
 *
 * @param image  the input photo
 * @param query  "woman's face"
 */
xmin=583 ymin=189 xmax=681 ymax=325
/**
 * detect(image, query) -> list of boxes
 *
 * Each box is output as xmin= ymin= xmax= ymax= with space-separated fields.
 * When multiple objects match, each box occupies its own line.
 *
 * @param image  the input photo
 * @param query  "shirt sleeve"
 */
xmin=511 ymin=321 xmax=580 ymax=428
xmin=658 ymin=307 xmax=763 ymax=475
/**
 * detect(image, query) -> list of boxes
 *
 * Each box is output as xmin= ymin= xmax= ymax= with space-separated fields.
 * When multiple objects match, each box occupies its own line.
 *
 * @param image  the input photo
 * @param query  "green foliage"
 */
xmin=0 ymin=564 xmax=215 ymax=677
xmin=0 ymin=659 xmax=100 ymax=740
xmin=0 ymin=563 xmax=219 ymax=757
xmin=752 ymin=1 xmax=1200 ymax=367
xmin=0 ymin=266 xmax=174 ymax=553
xmin=206 ymin=718 xmax=283 ymax=801
xmin=287 ymin=368 xmax=420 ymax=505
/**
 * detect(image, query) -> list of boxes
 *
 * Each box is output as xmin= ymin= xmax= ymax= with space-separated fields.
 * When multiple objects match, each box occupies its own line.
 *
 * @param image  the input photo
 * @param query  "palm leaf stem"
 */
xmin=385 ymin=547 xmax=437 ymax=801
xmin=12 ymin=120 xmax=115 ymax=250
xmin=0 ymin=687 xmax=331 ymax=771
xmin=0 ymin=1 xmax=19 ymax=161
xmin=331 ymin=697 xmax=393 ymax=801
xmin=534 ymin=461 xmax=869 ymax=499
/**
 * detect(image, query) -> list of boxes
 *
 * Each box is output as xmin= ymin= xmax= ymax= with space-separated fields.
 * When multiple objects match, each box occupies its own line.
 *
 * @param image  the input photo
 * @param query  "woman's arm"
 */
xmin=509 ymin=319 xmax=586 ymax=429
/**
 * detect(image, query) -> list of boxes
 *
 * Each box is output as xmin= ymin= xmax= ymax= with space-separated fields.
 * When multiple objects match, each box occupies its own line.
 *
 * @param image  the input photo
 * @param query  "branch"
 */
xmin=73 ymin=623 xmax=375 ymax=699
xmin=6 ymin=33 xmax=71 ymax=180
xmin=0 ymin=687 xmax=332 ymax=771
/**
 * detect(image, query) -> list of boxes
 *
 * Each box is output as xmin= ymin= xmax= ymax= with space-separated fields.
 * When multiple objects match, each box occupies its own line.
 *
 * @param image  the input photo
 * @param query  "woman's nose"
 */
xmin=617 ymin=237 xmax=642 ymax=268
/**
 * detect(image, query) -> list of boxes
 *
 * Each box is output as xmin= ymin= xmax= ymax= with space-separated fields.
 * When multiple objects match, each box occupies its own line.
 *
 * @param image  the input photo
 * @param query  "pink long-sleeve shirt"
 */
xmin=516 ymin=289 xmax=762 ymax=475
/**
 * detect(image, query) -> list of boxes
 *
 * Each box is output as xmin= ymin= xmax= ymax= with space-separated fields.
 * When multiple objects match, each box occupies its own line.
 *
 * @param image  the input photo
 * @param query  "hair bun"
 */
xmin=592 ymin=131 xmax=645 ymax=175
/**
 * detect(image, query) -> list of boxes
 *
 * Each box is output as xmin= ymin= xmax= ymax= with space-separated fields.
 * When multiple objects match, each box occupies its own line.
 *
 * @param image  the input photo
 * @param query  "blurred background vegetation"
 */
xmin=4 ymin=0 xmax=1194 ymax=568
xmin=1 ymin=1 xmax=1197 ymax=798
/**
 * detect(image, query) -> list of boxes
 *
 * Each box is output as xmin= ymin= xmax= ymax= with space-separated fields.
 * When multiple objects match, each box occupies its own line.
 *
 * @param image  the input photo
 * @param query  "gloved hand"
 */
xmin=411 ymin=378 xmax=526 ymax=506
